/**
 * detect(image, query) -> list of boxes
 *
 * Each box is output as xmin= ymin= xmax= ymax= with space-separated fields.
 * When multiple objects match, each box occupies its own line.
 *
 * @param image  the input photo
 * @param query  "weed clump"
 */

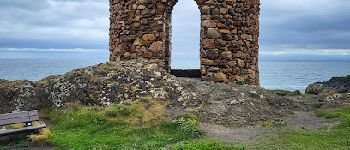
xmin=270 ymin=90 xmax=291 ymax=96
xmin=172 ymin=139 xmax=244 ymax=150
xmin=237 ymin=80 xmax=246 ymax=85
xmin=105 ymin=105 xmax=134 ymax=118
xmin=160 ymin=113 xmax=204 ymax=139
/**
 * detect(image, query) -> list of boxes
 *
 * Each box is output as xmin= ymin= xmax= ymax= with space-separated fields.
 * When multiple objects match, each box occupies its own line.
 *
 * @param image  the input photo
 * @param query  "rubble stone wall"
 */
xmin=109 ymin=0 xmax=260 ymax=85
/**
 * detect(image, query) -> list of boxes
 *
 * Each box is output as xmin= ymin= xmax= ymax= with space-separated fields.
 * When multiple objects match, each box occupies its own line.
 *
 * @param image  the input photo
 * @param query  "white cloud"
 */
xmin=172 ymin=0 xmax=201 ymax=68
xmin=261 ymin=48 xmax=350 ymax=56
xmin=0 ymin=47 xmax=103 ymax=52
xmin=0 ymin=0 xmax=349 ymax=62
xmin=0 ymin=0 xmax=109 ymax=43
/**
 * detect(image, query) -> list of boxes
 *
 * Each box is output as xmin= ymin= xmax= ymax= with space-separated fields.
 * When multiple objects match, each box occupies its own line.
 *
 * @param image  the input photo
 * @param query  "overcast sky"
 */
xmin=0 ymin=0 xmax=349 ymax=65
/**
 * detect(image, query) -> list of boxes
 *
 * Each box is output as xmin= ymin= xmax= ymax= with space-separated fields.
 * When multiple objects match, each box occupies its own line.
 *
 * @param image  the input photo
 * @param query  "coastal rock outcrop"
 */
xmin=0 ymin=60 xmax=347 ymax=127
xmin=306 ymin=75 xmax=350 ymax=95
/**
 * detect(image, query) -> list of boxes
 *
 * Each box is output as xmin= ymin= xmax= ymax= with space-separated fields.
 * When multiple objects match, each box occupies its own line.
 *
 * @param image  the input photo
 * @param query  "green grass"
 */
xmin=316 ymin=108 xmax=350 ymax=119
xmin=45 ymin=102 xmax=245 ymax=150
xmin=0 ymin=134 xmax=31 ymax=149
xmin=4 ymin=102 xmax=350 ymax=149
xmin=46 ymin=103 xmax=207 ymax=150
xmin=316 ymin=108 xmax=350 ymax=130
xmin=250 ymin=108 xmax=350 ymax=150
xmin=270 ymin=90 xmax=291 ymax=96
xmin=172 ymin=139 xmax=243 ymax=150
xmin=237 ymin=80 xmax=246 ymax=85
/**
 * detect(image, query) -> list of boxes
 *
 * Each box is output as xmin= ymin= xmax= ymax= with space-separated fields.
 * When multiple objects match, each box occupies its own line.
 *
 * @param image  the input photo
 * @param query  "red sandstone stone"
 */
xmin=213 ymin=72 xmax=227 ymax=82
xmin=142 ymin=34 xmax=156 ymax=41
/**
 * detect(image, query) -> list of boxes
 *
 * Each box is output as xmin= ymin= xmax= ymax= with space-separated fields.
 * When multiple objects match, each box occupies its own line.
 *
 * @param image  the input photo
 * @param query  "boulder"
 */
xmin=306 ymin=75 xmax=350 ymax=94
xmin=305 ymin=84 xmax=337 ymax=95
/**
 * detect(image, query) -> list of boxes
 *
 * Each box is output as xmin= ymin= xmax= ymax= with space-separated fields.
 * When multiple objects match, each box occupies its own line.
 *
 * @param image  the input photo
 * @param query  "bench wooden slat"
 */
xmin=0 ymin=124 xmax=46 ymax=137
xmin=0 ymin=111 xmax=38 ymax=120
xmin=0 ymin=111 xmax=40 ymax=126
xmin=0 ymin=115 xmax=40 ymax=126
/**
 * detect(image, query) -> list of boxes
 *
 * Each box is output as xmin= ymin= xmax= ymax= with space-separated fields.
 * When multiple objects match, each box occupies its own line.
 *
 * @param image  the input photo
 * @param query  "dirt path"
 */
xmin=285 ymin=111 xmax=340 ymax=130
xmin=199 ymin=111 xmax=340 ymax=144
xmin=199 ymin=123 xmax=275 ymax=144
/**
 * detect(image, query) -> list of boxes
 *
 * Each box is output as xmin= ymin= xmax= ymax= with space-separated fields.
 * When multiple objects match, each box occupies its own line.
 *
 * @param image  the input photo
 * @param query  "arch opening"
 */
xmin=169 ymin=0 xmax=201 ymax=78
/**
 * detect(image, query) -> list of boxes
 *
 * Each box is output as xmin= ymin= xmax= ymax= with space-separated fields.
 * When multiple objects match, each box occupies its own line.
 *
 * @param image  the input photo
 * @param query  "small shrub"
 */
xmin=161 ymin=113 xmax=204 ymax=138
xmin=29 ymin=127 xmax=52 ymax=144
xmin=172 ymin=139 xmax=244 ymax=150
xmin=133 ymin=98 xmax=166 ymax=125
xmin=262 ymin=120 xmax=286 ymax=128
xmin=320 ymin=125 xmax=329 ymax=131
xmin=105 ymin=105 xmax=134 ymax=118
xmin=237 ymin=80 xmax=246 ymax=85
xmin=176 ymin=113 xmax=199 ymax=128
xmin=270 ymin=90 xmax=291 ymax=96
xmin=0 ymin=134 xmax=31 ymax=149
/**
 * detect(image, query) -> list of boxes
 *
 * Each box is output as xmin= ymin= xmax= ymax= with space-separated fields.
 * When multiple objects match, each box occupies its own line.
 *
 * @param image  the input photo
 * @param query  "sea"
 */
xmin=1 ymin=50 xmax=350 ymax=92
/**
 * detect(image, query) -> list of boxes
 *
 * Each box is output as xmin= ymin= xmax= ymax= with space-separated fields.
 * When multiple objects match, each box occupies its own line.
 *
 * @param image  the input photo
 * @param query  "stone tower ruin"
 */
xmin=109 ymin=0 xmax=260 ymax=85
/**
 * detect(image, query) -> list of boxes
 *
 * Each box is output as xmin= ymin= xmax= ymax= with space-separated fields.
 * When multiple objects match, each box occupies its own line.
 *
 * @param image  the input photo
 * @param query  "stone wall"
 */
xmin=109 ymin=0 xmax=260 ymax=85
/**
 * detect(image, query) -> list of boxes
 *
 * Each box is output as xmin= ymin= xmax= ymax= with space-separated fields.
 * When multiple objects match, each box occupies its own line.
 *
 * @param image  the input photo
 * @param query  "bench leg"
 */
xmin=33 ymin=129 xmax=40 ymax=134
xmin=25 ymin=122 xmax=40 ymax=134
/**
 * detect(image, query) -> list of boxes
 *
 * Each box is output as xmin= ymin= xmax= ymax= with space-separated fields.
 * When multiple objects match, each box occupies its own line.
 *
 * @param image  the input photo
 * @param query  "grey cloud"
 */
xmin=260 ymin=0 xmax=350 ymax=51
xmin=0 ymin=0 xmax=349 ymax=58
xmin=0 ymin=0 xmax=108 ymax=49
xmin=172 ymin=0 xmax=200 ymax=59
xmin=0 ymin=0 xmax=50 ymax=10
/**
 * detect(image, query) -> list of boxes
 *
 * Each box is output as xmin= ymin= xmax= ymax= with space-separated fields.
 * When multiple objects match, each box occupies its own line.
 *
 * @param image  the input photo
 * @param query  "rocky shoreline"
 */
xmin=306 ymin=75 xmax=350 ymax=95
xmin=0 ymin=60 xmax=349 ymax=127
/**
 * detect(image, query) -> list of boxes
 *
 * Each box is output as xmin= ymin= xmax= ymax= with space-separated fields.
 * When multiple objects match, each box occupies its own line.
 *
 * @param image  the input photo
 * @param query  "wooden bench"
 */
xmin=0 ymin=110 xmax=46 ymax=137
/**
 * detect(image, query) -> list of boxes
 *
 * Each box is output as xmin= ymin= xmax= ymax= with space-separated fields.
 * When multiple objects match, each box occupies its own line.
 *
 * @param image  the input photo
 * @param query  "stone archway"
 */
xmin=164 ymin=0 xmax=201 ymax=76
xmin=163 ymin=0 xmax=203 ymax=73
xmin=109 ymin=0 xmax=260 ymax=85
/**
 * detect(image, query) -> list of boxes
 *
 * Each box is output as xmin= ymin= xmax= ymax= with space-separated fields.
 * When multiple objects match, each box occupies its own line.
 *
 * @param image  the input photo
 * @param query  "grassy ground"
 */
xmin=44 ymin=101 xmax=242 ymax=150
xmin=1 ymin=103 xmax=350 ymax=150
xmin=172 ymin=139 xmax=243 ymax=150
xmin=249 ymin=108 xmax=350 ymax=150
xmin=269 ymin=90 xmax=292 ymax=96
xmin=0 ymin=134 xmax=31 ymax=149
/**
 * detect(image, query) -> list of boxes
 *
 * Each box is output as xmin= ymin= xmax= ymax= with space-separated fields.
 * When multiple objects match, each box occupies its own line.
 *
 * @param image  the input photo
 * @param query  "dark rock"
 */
xmin=229 ymin=45 xmax=240 ymax=51
xmin=210 ymin=8 xmax=220 ymax=15
xmin=286 ymin=90 xmax=301 ymax=96
xmin=171 ymin=69 xmax=201 ymax=78
xmin=222 ymin=33 xmax=233 ymax=41
xmin=228 ymin=9 xmax=236 ymax=16
xmin=305 ymin=84 xmax=337 ymax=95
xmin=306 ymin=75 xmax=350 ymax=94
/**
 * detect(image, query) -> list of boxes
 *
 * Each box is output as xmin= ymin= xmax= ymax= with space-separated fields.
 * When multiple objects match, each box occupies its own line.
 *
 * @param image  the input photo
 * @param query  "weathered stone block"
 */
xmin=214 ymin=72 xmax=227 ymax=82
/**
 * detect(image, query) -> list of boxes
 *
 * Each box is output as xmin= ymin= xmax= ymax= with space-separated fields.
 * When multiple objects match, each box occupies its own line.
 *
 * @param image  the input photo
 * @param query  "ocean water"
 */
xmin=260 ymin=61 xmax=350 ymax=92
xmin=0 ymin=51 xmax=349 ymax=92
xmin=0 ymin=50 xmax=108 ymax=81
xmin=0 ymin=59 xmax=105 ymax=81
